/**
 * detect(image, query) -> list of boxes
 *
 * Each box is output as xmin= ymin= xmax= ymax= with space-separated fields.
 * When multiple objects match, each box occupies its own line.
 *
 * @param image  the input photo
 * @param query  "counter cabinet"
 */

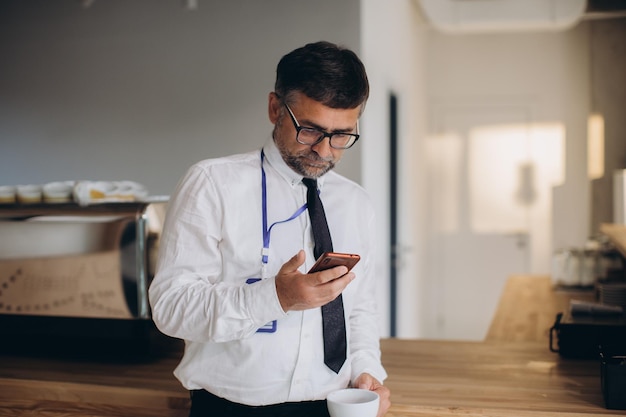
xmin=0 ymin=274 xmax=621 ymax=416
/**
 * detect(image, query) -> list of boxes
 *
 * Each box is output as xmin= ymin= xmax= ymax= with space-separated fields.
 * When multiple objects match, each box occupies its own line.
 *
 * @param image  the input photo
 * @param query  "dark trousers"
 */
xmin=189 ymin=389 xmax=331 ymax=417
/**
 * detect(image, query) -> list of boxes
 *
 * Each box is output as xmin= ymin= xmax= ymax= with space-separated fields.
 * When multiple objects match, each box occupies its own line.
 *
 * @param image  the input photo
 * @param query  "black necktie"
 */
xmin=302 ymin=177 xmax=347 ymax=374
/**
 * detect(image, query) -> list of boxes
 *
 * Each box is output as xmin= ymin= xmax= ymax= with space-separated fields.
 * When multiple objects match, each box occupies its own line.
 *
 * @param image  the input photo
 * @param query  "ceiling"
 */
xmin=416 ymin=0 xmax=626 ymax=34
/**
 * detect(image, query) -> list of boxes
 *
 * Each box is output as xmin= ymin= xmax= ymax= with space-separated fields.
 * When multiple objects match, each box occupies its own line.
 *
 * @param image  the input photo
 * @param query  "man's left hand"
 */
xmin=352 ymin=373 xmax=391 ymax=417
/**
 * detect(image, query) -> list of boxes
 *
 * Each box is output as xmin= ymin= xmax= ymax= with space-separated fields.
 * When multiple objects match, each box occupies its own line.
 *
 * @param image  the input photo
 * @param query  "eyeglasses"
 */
xmin=283 ymin=102 xmax=360 ymax=150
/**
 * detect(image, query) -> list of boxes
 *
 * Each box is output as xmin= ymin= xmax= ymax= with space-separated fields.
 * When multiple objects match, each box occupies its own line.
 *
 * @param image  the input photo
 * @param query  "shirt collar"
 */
xmin=262 ymin=137 xmax=327 ymax=189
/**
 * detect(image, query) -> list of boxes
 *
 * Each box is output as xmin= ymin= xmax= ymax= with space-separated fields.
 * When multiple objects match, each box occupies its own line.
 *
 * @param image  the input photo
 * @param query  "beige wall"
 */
xmin=590 ymin=19 xmax=626 ymax=231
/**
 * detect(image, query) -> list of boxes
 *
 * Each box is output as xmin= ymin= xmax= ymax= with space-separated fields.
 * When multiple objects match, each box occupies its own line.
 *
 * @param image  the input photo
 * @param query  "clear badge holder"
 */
xmin=245 ymin=278 xmax=277 ymax=333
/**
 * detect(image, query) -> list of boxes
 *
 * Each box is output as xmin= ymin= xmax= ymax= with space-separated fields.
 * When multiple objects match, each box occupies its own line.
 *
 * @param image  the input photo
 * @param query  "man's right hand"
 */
xmin=274 ymin=250 xmax=355 ymax=312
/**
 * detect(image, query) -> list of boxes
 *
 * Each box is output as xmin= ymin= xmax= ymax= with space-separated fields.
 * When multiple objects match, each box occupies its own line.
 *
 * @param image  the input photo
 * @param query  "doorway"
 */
xmin=389 ymin=93 xmax=399 ymax=337
xmin=422 ymin=103 xmax=565 ymax=339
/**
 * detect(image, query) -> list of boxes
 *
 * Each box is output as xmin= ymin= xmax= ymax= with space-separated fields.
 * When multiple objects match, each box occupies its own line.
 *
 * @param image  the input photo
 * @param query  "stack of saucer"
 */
xmin=43 ymin=181 xmax=75 ymax=203
xmin=16 ymin=184 xmax=43 ymax=204
xmin=0 ymin=180 xmax=149 ymax=206
xmin=0 ymin=185 xmax=17 ymax=204
xmin=598 ymin=282 xmax=626 ymax=307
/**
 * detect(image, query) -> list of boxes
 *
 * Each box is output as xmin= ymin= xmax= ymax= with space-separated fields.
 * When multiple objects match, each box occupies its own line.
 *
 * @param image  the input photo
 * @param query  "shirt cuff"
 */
xmin=350 ymin=353 xmax=388 ymax=384
xmin=243 ymin=276 xmax=287 ymax=329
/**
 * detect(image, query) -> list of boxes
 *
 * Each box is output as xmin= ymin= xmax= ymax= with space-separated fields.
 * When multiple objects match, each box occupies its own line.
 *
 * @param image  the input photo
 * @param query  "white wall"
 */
xmin=360 ymin=0 xmax=426 ymax=338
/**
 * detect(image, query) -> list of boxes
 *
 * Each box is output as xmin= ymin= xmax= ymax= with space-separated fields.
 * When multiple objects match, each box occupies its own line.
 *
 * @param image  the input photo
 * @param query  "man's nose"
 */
xmin=311 ymin=137 xmax=333 ymax=158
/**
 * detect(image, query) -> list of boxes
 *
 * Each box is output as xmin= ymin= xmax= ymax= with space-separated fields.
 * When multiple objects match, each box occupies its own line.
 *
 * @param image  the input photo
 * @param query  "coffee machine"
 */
xmin=0 ymin=200 xmax=167 ymax=357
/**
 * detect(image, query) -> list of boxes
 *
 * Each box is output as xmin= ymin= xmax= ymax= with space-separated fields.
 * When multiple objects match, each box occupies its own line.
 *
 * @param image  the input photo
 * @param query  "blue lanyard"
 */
xmin=261 ymin=150 xmax=308 ymax=276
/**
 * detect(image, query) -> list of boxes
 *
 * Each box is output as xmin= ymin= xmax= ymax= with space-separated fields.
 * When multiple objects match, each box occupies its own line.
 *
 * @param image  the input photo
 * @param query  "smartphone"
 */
xmin=308 ymin=252 xmax=361 ymax=274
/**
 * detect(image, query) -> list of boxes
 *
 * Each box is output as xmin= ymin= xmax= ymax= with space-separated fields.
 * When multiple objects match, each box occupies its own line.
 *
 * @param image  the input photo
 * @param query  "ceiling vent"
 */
xmin=417 ymin=0 xmax=587 ymax=33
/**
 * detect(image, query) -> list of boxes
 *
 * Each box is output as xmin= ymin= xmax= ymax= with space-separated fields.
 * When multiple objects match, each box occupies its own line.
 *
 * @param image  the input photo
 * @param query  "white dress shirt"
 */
xmin=149 ymin=137 xmax=387 ymax=406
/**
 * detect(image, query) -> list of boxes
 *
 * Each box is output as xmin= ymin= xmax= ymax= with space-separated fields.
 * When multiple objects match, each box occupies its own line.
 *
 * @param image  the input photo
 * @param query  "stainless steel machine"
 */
xmin=0 ymin=200 xmax=167 ymax=357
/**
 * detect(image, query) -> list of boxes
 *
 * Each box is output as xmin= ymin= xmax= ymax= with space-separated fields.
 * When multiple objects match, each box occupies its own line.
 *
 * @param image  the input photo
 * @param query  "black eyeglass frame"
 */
xmin=281 ymin=100 xmax=360 ymax=150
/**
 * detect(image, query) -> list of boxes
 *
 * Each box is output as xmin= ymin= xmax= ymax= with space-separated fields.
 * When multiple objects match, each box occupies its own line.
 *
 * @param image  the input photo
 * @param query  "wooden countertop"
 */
xmin=0 ymin=274 xmax=621 ymax=416
xmin=486 ymin=275 xmax=595 ymax=343
xmin=0 ymin=335 xmax=619 ymax=416
xmin=381 ymin=338 xmax=616 ymax=416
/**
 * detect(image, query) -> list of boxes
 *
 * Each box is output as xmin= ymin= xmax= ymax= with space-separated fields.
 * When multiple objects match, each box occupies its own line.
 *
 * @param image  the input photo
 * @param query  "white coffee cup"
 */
xmin=326 ymin=388 xmax=379 ymax=417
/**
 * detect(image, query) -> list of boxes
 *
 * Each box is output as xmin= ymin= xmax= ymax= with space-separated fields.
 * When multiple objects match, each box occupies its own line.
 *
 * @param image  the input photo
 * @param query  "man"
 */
xmin=149 ymin=41 xmax=391 ymax=417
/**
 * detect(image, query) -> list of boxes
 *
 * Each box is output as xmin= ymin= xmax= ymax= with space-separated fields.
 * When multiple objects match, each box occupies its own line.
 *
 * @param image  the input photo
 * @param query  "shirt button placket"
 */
xmin=287 ymin=313 xmax=314 ymax=400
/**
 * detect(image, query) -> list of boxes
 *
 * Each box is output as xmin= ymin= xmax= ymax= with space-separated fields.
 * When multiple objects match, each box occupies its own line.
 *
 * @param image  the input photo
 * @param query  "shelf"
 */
xmin=0 ymin=199 xmax=167 ymax=220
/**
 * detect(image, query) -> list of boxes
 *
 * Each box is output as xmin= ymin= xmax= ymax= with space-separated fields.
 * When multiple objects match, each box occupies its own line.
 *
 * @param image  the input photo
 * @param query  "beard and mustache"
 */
xmin=272 ymin=124 xmax=337 ymax=179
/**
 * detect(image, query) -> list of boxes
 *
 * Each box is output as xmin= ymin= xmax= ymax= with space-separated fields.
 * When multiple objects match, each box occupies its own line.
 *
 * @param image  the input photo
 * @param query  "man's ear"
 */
xmin=268 ymin=92 xmax=281 ymax=124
